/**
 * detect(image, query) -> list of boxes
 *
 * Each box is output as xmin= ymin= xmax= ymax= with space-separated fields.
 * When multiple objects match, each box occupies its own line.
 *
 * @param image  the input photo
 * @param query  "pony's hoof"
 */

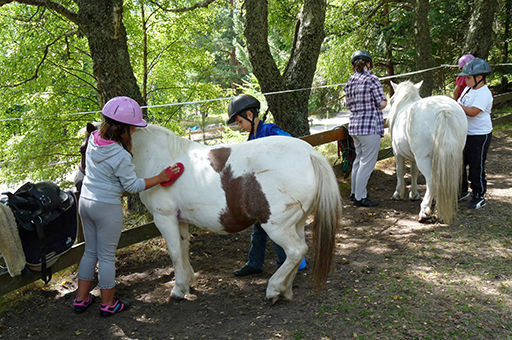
xmin=170 ymin=293 xmax=185 ymax=301
xmin=418 ymin=214 xmax=433 ymax=223
xmin=391 ymin=194 xmax=402 ymax=201
xmin=409 ymin=193 xmax=421 ymax=201
xmin=271 ymin=294 xmax=280 ymax=305
xmin=170 ymin=288 xmax=186 ymax=301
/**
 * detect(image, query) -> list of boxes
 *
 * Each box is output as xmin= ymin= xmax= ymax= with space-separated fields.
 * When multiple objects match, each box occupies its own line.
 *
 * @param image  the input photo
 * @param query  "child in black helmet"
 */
xmin=227 ymin=94 xmax=289 ymax=140
xmin=227 ymin=94 xmax=306 ymax=276
xmin=344 ymin=50 xmax=387 ymax=207
xmin=456 ymin=58 xmax=493 ymax=209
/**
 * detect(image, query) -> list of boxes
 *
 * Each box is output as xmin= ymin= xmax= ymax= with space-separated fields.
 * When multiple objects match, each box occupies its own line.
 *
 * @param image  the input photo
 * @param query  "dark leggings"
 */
xmin=462 ymin=133 xmax=492 ymax=196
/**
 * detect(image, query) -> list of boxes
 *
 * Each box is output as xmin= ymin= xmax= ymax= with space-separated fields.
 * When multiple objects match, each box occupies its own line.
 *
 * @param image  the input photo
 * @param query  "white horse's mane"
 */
xmin=143 ymin=124 xmax=193 ymax=159
xmin=388 ymin=80 xmax=421 ymax=130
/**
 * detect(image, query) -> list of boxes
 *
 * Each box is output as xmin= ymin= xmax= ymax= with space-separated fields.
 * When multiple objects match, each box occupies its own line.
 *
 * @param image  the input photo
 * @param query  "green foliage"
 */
xmin=0 ymin=3 xmax=99 ymax=187
xmin=0 ymin=0 xmax=511 ymax=189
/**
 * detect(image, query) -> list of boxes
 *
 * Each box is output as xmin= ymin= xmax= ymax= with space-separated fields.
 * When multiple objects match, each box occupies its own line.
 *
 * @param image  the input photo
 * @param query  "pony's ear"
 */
xmin=87 ymin=122 xmax=98 ymax=133
xmin=390 ymin=81 xmax=398 ymax=91
xmin=414 ymin=81 xmax=424 ymax=89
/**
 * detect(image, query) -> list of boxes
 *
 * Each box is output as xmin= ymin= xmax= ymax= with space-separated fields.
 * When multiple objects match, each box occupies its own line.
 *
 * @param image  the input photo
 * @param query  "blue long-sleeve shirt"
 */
xmin=248 ymin=122 xmax=291 ymax=141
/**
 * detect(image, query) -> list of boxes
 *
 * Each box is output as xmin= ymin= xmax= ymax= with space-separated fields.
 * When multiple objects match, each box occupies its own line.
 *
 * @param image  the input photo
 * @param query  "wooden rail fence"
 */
xmin=1 ymin=92 xmax=511 ymax=296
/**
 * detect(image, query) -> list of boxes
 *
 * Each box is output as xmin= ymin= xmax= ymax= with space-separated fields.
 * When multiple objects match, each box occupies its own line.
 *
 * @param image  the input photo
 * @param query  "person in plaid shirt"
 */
xmin=344 ymin=50 xmax=387 ymax=207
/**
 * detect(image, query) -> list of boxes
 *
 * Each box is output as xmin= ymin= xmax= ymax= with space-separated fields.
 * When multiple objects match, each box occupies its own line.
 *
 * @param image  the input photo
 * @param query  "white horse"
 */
xmin=129 ymin=124 xmax=342 ymax=302
xmin=388 ymin=81 xmax=468 ymax=224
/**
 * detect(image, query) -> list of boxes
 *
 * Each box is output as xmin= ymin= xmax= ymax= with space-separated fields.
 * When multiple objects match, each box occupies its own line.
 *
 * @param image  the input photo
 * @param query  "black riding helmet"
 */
xmin=350 ymin=50 xmax=373 ymax=68
xmin=458 ymin=58 xmax=492 ymax=89
xmin=227 ymin=94 xmax=260 ymax=124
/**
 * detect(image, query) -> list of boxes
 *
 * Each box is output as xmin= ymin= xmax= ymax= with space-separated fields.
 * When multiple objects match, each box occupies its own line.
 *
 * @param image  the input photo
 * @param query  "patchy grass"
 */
xmin=304 ymin=214 xmax=512 ymax=339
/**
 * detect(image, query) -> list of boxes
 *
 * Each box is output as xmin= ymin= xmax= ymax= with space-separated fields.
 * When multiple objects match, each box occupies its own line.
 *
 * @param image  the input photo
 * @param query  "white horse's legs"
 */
xmin=391 ymin=154 xmax=407 ymax=200
xmin=264 ymin=220 xmax=308 ymax=302
xmin=153 ymin=214 xmax=194 ymax=300
xmin=392 ymin=156 xmax=421 ymax=201
xmin=415 ymin=158 xmax=434 ymax=222
xmin=409 ymin=161 xmax=421 ymax=201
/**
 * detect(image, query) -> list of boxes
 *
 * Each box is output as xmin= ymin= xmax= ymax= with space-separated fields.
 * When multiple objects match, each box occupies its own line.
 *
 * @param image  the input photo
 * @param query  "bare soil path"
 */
xmin=1 ymin=129 xmax=511 ymax=340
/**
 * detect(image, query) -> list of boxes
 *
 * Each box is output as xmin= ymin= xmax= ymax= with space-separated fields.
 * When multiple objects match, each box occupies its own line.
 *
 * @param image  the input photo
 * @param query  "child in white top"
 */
xmin=457 ymin=58 xmax=493 ymax=209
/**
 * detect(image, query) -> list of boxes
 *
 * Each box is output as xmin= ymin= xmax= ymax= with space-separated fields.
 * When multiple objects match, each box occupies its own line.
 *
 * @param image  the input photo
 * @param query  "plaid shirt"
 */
xmin=344 ymin=70 xmax=387 ymax=136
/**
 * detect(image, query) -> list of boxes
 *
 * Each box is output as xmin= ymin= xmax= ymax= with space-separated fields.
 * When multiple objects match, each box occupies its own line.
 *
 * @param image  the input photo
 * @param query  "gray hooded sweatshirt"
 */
xmin=81 ymin=132 xmax=146 ymax=204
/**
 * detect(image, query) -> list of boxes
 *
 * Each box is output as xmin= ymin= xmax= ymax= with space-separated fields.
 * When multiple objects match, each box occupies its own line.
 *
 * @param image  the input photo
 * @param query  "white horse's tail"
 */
xmin=432 ymin=109 xmax=466 ymax=225
xmin=309 ymin=151 xmax=343 ymax=289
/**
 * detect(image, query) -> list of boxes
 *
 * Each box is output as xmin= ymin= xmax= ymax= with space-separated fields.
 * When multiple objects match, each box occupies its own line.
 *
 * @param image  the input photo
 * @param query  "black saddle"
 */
xmin=1 ymin=181 xmax=77 ymax=284
xmin=1 ymin=181 xmax=74 ymax=231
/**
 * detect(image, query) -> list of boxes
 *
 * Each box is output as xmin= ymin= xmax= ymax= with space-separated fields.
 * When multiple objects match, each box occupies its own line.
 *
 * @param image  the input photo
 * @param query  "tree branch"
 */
xmin=148 ymin=0 xmax=218 ymax=13
xmin=2 ymin=34 xmax=65 ymax=88
xmin=283 ymin=18 xmax=301 ymax=77
xmin=1 ymin=0 xmax=79 ymax=24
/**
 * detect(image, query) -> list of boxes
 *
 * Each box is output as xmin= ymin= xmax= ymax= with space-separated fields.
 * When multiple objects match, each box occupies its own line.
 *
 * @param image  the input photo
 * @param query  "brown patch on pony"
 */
xmin=208 ymin=147 xmax=231 ymax=173
xmin=208 ymin=148 xmax=271 ymax=233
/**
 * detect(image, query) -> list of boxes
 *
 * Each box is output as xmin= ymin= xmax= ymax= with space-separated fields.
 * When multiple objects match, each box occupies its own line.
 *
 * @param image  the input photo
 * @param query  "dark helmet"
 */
xmin=350 ymin=50 xmax=372 ymax=66
xmin=227 ymin=94 xmax=260 ymax=124
xmin=458 ymin=58 xmax=492 ymax=77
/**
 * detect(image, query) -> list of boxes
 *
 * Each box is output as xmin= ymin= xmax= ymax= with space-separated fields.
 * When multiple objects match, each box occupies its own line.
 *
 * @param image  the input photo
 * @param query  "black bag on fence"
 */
xmin=1 ymin=181 xmax=78 ymax=284
xmin=334 ymin=125 xmax=357 ymax=177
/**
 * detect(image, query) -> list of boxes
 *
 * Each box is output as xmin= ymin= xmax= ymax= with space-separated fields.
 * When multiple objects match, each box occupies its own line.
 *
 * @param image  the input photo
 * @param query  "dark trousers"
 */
xmin=246 ymin=223 xmax=286 ymax=270
xmin=462 ymin=133 xmax=492 ymax=197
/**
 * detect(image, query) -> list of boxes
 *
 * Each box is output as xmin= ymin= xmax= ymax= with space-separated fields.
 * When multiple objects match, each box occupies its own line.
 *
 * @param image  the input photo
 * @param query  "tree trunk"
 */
xmin=384 ymin=3 xmax=395 ymax=97
xmin=76 ymin=0 xmax=145 ymax=109
xmin=501 ymin=0 xmax=511 ymax=92
xmin=76 ymin=0 xmax=146 ymax=213
xmin=464 ymin=0 xmax=499 ymax=59
xmin=244 ymin=0 xmax=326 ymax=137
xmin=412 ymin=0 xmax=435 ymax=97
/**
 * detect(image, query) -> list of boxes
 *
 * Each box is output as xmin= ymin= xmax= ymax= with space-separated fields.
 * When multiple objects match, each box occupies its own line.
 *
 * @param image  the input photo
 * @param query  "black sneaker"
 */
xmin=468 ymin=195 xmax=486 ymax=209
xmin=354 ymin=198 xmax=378 ymax=207
xmin=458 ymin=191 xmax=470 ymax=201
xmin=100 ymin=298 xmax=131 ymax=318
xmin=233 ymin=265 xmax=262 ymax=276
xmin=73 ymin=295 xmax=95 ymax=314
xmin=351 ymin=194 xmax=370 ymax=202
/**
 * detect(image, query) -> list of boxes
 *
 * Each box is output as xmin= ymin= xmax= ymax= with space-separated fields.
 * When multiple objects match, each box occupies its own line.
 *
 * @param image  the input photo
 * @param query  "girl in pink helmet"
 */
xmin=453 ymin=54 xmax=475 ymax=100
xmin=73 ymin=96 xmax=183 ymax=317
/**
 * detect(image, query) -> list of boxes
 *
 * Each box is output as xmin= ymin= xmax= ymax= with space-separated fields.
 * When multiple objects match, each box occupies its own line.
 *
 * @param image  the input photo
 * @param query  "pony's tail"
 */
xmin=310 ymin=151 xmax=343 ymax=290
xmin=432 ymin=108 xmax=466 ymax=225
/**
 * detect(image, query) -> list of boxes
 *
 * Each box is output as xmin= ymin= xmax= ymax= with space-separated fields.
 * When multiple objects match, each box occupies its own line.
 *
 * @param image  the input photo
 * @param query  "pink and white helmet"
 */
xmin=458 ymin=54 xmax=475 ymax=69
xmin=102 ymin=96 xmax=147 ymax=127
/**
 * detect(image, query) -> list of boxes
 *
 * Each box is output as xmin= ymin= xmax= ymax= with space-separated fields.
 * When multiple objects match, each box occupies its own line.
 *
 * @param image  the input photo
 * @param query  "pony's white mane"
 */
xmin=143 ymin=124 xmax=193 ymax=159
xmin=388 ymin=80 xmax=421 ymax=130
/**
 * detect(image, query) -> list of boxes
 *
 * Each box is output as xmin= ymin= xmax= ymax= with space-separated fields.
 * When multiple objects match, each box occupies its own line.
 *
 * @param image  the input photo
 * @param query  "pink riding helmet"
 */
xmin=102 ymin=96 xmax=147 ymax=127
xmin=458 ymin=54 xmax=475 ymax=69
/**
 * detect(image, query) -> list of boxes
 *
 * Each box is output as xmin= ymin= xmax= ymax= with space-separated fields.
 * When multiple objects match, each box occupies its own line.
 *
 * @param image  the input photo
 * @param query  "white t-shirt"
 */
xmin=458 ymin=85 xmax=493 ymax=135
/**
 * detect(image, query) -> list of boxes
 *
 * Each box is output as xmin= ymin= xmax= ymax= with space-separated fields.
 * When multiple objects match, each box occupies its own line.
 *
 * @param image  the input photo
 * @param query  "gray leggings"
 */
xmin=77 ymin=197 xmax=123 ymax=289
xmin=351 ymin=134 xmax=381 ymax=200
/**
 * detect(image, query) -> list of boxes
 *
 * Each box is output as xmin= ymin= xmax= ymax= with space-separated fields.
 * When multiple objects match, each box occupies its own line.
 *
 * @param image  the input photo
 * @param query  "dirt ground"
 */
xmin=0 ymin=129 xmax=511 ymax=340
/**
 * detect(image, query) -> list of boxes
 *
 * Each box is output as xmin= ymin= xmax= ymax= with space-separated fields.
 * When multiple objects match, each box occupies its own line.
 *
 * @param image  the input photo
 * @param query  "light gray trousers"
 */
xmin=77 ymin=197 xmax=123 ymax=289
xmin=351 ymin=134 xmax=381 ymax=201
